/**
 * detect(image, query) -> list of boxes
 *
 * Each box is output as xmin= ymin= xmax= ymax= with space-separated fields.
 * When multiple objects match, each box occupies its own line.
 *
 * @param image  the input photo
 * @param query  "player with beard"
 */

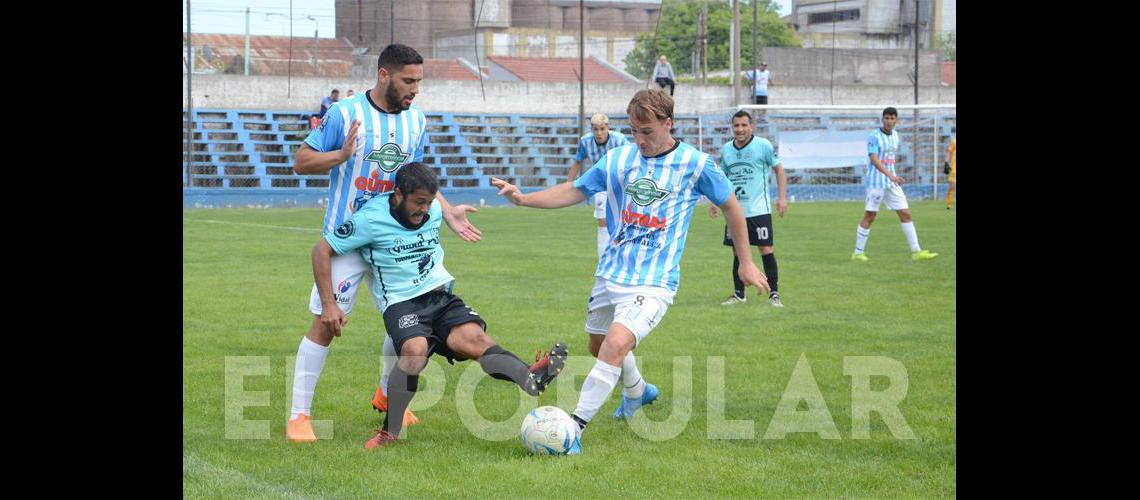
xmin=286 ymin=44 xmax=483 ymax=442
xmin=311 ymin=163 xmax=569 ymax=449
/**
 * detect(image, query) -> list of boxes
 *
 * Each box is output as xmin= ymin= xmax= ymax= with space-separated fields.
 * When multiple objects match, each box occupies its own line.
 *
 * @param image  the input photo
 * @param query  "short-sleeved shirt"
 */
xmin=303 ymin=91 xmax=428 ymax=234
xmin=324 ymin=194 xmax=454 ymax=313
xmin=574 ymin=131 xmax=629 ymax=176
xmin=320 ymin=96 xmax=336 ymax=117
xmin=718 ymin=136 xmax=780 ymax=217
xmin=865 ymin=127 xmax=901 ymax=189
xmin=745 ymin=69 xmax=770 ymax=96
xmin=573 ymin=140 xmax=733 ymax=292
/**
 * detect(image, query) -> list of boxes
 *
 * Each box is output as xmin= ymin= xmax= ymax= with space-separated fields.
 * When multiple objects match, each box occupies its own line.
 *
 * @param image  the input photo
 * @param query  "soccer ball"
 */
xmin=520 ymin=406 xmax=579 ymax=455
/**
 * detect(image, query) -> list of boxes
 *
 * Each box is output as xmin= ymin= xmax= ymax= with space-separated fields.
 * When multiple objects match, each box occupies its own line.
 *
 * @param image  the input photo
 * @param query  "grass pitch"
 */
xmin=183 ymin=201 xmax=955 ymax=497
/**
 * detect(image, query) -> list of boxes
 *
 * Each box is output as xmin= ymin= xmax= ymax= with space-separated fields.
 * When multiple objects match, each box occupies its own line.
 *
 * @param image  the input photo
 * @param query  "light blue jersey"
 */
xmin=745 ymin=69 xmax=770 ymax=97
xmin=718 ymin=136 xmax=780 ymax=217
xmin=865 ymin=127 xmax=901 ymax=189
xmin=574 ymin=131 xmax=629 ymax=174
xmin=304 ymin=91 xmax=428 ymax=235
xmin=324 ymin=194 xmax=454 ymax=313
xmin=574 ymin=140 xmax=733 ymax=292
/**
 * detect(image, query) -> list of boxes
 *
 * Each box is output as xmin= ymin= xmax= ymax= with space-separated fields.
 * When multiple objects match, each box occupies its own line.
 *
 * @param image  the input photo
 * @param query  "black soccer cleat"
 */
xmin=526 ymin=342 xmax=568 ymax=396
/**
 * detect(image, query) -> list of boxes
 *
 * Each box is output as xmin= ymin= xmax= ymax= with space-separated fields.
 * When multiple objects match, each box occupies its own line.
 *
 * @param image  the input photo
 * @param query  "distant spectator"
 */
xmin=652 ymin=55 xmax=676 ymax=96
xmin=319 ymin=89 xmax=339 ymax=118
xmin=744 ymin=63 xmax=771 ymax=105
xmin=346 ymin=89 xmax=355 ymax=97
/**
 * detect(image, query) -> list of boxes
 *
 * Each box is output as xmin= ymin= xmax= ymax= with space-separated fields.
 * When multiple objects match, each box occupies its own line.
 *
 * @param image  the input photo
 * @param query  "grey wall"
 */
xmin=183 ymin=74 xmax=955 ymax=114
xmin=764 ymin=47 xmax=942 ymax=86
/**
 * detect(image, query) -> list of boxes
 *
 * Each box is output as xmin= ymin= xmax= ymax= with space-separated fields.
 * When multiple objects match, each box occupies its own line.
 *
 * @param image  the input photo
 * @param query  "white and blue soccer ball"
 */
xmin=520 ymin=406 xmax=579 ymax=455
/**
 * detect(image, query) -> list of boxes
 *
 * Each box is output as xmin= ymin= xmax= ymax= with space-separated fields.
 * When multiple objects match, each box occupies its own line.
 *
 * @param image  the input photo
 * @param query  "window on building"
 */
xmin=808 ymin=9 xmax=860 ymax=25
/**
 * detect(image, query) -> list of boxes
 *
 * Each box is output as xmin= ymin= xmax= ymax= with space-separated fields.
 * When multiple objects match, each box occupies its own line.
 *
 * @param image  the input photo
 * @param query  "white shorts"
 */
xmin=865 ymin=185 xmax=909 ymax=212
xmin=592 ymin=192 xmax=607 ymax=219
xmin=584 ymin=278 xmax=673 ymax=347
xmin=308 ymin=251 xmax=379 ymax=315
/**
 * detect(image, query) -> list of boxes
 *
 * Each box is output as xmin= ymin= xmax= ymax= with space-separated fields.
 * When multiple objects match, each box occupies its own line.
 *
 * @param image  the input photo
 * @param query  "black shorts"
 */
xmin=723 ymin=214 xmax=774 ymax=247
xmin=753 ymin=95 xmax=768 ymax=105
xmin=382 ymin=289 xmax=487 ymax=364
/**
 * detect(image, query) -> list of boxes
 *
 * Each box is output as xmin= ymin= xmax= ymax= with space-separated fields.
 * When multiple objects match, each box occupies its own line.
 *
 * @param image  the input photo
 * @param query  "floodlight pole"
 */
xmin=244 ymin=7 xmax=251 ymax=76
xmin=186 ymin=0 xmax=193 ymax=187
xmin=579 ymin=0 xmax=584 ymax=136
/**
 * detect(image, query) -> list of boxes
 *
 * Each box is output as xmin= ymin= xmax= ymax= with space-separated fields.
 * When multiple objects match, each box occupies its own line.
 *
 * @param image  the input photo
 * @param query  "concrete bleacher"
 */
xmin=182 ymin=109 xmax=955 ymax=207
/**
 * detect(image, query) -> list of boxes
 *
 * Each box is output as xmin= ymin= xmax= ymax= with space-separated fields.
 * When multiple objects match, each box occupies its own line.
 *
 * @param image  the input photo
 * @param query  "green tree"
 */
xmin=623 ymin=0 xmax=800 ymax=79
xmin=936 ymin=31 xmax=956 ymax=62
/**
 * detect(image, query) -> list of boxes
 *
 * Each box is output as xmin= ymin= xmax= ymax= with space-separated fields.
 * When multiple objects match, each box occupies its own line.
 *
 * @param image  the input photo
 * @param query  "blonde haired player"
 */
xmin=567 ymin=113 xmax=630 ymax=258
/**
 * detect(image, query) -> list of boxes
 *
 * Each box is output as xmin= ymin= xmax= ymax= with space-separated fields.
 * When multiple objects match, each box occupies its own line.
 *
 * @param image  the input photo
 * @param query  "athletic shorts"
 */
xmin=382 ymin=289 xmax=487 ymax=364
xmin=753 ymin=95 xmax=768 ymax=105
xmin=308 ymin=251 xmax=381 ymax=316
xmin=723 ymin=214 xmax=774 ymax=247
xmin=592 ymin=192 xmax=607 ymax=219
xmin=865 ymin=185 xmax=909 ymax=212
xmin=584 ymin=278 xmax=672 ymax=347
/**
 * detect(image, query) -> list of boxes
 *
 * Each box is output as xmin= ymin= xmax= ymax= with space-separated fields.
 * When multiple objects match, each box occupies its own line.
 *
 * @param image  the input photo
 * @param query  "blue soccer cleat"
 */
xmin=614 ymin=383 xmax=659 ymax=420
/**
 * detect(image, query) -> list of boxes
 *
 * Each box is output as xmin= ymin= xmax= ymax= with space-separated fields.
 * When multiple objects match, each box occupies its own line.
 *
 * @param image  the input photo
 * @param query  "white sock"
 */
xmin=596 ymin=225 xmax=608 ymax=259
xmin=378 ymin=334 xmax=397 ymax=395
xmin=573 ymin=359 xmax=622 ymax=423
xmin=621 ymin=351 xmax=646 ymax=399
xmin=854 ymin=225 xmax=871 ymax=254
xmin=900 ymin=221 xmax=921 ymax=252
xmin=290 ymin=337 xmax=330 ymax=419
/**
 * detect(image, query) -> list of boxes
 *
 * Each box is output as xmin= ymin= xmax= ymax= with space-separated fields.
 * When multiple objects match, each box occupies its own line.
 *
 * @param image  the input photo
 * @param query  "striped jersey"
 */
xmin=303 ymin=91 xmax=428 ymax=235
xmin=718 ymin=136 xmax=780 ymax=217
xmin=573 ymin=140 xmax=733 ymax=293
xmin=865 ymin=127 xmax=901 ymax=189
xmin=574 ymin=131 xmax=629 ymax=174
xmin=324 ymin=194 xmax=453 ymax=313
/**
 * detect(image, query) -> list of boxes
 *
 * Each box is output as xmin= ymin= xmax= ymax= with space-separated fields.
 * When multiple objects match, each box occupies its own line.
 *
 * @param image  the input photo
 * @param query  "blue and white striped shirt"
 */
xmin=574 ymin=131 xmax=629 ymax=175
xmin=574 ymin=140 xmax=733 ymax=293
xmin=865 ymin=127 xmax=901 ymax=189
xmin=303 ymin=91 xmax=428 ymax=234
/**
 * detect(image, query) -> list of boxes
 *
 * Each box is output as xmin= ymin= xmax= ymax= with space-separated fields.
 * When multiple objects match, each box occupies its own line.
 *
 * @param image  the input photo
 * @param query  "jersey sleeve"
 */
xmin=697 ymin=155 xmax=733 ymax=206
xmin=412 ymin=111 xmax=427 ymax=162
xmin=866 ymin=133 xmax=880 ymax=156
xmin=573 ymin=153 xmax=608 ymax=197
xmin=613 ymin=132 xmax=630 ymax=147
xmin=766 ymin=142 xmax=781 ymax=167
xmin=324 ymin=206 xmax=376 ymax=255
xmin=305 ymin=103 xmax=346 ymax=153
xmin=573 ymin=137 xmax=588 ymax=162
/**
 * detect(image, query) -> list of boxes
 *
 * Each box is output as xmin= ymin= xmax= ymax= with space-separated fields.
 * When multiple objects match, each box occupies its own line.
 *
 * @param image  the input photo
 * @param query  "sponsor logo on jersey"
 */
xmin=334 ymin=220 xmax=355 ymax=238
xmin=354 ymin=169 xmax=396 ymax=195
xmin=622 ymin=206 xmax=668 ymax=230
xmin=365 ymin=143 xmax=409 ymax=172
xmin=624 ymin=178 xmax=670 ymax=206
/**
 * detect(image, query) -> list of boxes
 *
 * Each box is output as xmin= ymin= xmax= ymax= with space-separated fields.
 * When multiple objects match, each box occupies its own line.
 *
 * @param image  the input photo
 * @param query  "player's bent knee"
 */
xmin=599 ymin=327 xmax=635 ymax=363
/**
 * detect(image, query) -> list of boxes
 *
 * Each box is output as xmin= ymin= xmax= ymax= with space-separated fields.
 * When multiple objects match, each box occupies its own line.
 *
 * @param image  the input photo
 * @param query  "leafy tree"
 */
xmin=623 ymin=0 xmax=800 ymax=79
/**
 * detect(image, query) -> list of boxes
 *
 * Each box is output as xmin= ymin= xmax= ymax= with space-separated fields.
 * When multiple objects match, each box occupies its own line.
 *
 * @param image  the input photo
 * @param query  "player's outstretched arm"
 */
xmin=720 ymin=196 xmax=770 ymax=295
xmin=490 ymin=178 xmax=586 ymax=208
xmin=567 ymin=160 xmax=582 ymax=182
xmin=312 ymin=239 xmax=348 ymax=336
xmin=294 ymin=120 xmax=361 ymax=175
xmin=435 ymin=192 xmax=482 ymax=243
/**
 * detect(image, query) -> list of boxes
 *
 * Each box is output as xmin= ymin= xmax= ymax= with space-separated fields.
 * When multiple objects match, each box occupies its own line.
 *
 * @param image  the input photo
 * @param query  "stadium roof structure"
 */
xmin=423 ymin=58 xmax=483 ymax=81
xmin=486 ymin=56 xmax=637 ymax=84
xmin=183 ymin=34 xmax=354 ymax=77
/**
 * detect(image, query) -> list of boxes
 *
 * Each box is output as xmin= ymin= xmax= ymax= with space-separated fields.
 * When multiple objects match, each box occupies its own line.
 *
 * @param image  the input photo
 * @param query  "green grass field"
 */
xmin=183 ymin=201 xmax=955 ymax=498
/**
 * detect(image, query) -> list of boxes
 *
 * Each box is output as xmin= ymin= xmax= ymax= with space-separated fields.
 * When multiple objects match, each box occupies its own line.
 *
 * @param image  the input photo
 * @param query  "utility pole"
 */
xmin=244 ymin=7 xmax=250 ymax=76
xmin=307 ymin=16 xmax=319 ymax=75
xmin=186 ymin=0 xmax=193 ymax=187
xmin=288 ymin=0 xmax=293 ymax=98
xmin=751 ymin=0 xmax=758 ymax=74
xmin=731 ymin=0 xmax=740 ymax=107
xmin=701 ymin=0 xmax=708 ymax=83
xmin=579 ymin=0 xmax=584 ymax=136
xmin=390 ymin=0 xmax=395 ymax=44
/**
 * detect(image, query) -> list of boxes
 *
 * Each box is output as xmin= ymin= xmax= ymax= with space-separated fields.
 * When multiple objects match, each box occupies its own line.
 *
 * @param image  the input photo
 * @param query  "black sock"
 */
xmin=382 ymin=366 xmax=419 ymax=438
xmin=479 ymin=345 xmax=538 ymax=395
xmin=572 ymin=413 xmax=589 ymax=432
xmin=732 ymin=255 xmax=745 ymax=298
xmin=761 ymin=253 xmax=779 ymax=294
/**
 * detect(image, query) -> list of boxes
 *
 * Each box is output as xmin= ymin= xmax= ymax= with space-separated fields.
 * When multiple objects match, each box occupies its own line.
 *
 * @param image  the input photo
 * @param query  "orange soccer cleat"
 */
xmin=286 ymin=414 xmax=317 ymax=443
xmin=364 ymin=429 xmax=399 ymax=449
xmin=371 ymin=386 xmax=421 ymax=425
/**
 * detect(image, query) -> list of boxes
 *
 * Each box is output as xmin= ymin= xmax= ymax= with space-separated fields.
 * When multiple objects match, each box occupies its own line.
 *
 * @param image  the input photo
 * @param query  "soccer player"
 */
xmin=710 ymin=110 xmax=787 ymax=307
xmin=567 ymin=113 xmax=631 ymax=258
xmin=491 ymin=89 xmax=769 ymax=453
xmin=944 ymin=126 xmax=956 ymax=210
xmin=286 ymin=44 xmax=484 ymax=443
xmin=311 ymin=163 xmax=568 ymax=449
xmin=851 ymin=107 xmax=939 ymax=262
